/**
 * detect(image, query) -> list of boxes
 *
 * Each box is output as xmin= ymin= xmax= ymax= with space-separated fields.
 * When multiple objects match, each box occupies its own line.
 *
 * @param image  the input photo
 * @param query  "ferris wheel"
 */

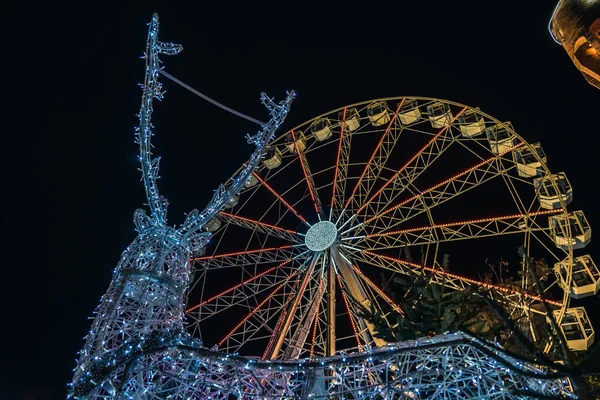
xmin=184 ymin=97 xmax=595 ymax=363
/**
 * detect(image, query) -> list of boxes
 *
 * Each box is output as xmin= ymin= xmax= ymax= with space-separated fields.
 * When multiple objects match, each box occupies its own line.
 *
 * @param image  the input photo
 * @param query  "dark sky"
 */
xmin=3 ymin=1 xmax=598 ymax=398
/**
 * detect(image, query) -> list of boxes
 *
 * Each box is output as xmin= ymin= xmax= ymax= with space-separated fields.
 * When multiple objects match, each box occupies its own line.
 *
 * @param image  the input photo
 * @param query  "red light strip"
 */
xmin=364 ymin=142 xmax=525 ymax=225
xmin=336 ymin=274 xmax=363 ymax=350
xmin=357 ymin=107 xmax=467 ymax=215
xmin=366 ymin=209 xmax=563 ymax=238
xmin=219 ymin=211 xmax=298 ymax=234
xmin=361 ymin=251 xmax=562 ymax=306
xmin=252 ymin=172 xmax=308 ymax=224
xmin=345 ymin=100 xmax=404 ymax=210
xmin=291 ymin=130 xmax=321 ymax=214
xmin=193 ymin=244 xmax=293 ymax=261
xmin=185 ymin=260 xmax=292 ymax=313
xmin=331 ymin=107 xmax=347 ymax=210
xmin=217 ymin=274 xmax=297 ymax=347
xmin=309 ymin=282 xmax=324 ymax=359
xmin=351 ymin=265 xmax=404 ymax=316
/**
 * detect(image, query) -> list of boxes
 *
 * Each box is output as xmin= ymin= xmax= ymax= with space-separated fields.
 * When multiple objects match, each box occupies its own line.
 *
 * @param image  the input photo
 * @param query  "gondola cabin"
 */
xmin=244 ymin=174 xmax=259 ymax=188
xmin=512 ymin=143 xmax=546 ymax=178
xmin=398 ymin=99 xmax=421 ymax=125
xmin=457 ymin=108 xmax=485 ymax=137
xmin=310 ymin=118 xmax=332 ymax=141
xmin=367 ymin=101 xmax=390 ymax=127
xmin=223 ymin=194 xmax=239 ymax=209
xmin=534 ymin=172 xmax=572 ymax=210
xmin=285 ymin=131 xmax=306 ymax=153
xmin=554 ymin=255 xmax=600 ymax=299
xmin=485 ymin=122 xmax=518 ymax=154
xmin=205 ymin=216 xmax=221 ymax=232
xmin=553 ymin=307 xmax=595 ymax=351
xmin=262 ymin=147 xmax=283 ymax=170
xmin=549 ymin=211 xmax=592 ymax=250
xmin=339 ymin=107 xmax=360 ymax=132
xmin=426 ymin=102 xmax=452 ymax=128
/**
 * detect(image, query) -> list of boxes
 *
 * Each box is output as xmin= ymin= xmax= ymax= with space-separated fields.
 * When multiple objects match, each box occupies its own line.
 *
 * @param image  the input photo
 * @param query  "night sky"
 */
xmin=4 ymin=2 xmax=598 ymax=398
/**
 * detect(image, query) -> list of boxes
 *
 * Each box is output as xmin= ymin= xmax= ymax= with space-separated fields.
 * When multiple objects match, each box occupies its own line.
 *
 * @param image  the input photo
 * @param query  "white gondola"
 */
xmin=512 ymin=143 xmax=546 ymax=178
xmin=244 ymin=174 xmax=259 ymax=188
xmin=457 ymin=107 xmax=485 ymax=137
xmin=367 ymin=101 xmax=390 ymax=126
xmin=398 ymin=99 xmax=421 ymax=125
xmin=554 ymin=255 xmax=600 ymax=299
xmin=310 ymin=118 xmax=332 ymax=141
xmin=485 ymin=122 xmax=517 ymax=154
xmin=262 ymin=147 xmax=283 ymax=170
xmin=194 ymin=245 xmax=206 ymax=257
xmin=426 ymin=102 xmax=452 ymax=128
xmin=534 ymin=172 xmax=572 ymax=210
xmin=553 ymin=307 xmax=595 ymax=351
xmin=549 ymin=210 xmax=592 ymax=250
xmin=339 ymin=107 xmax=360 ymax=132
xmin=205 ymin=216 xmax=221 ymax=232
xmin=285 ymin=131 xmax=306 ymax=153
xmin=223 ymin=194 xmax=239 ymax=209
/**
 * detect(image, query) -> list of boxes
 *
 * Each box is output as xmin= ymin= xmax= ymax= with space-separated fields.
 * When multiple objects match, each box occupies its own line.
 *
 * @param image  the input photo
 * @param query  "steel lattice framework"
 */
xmin=70 ymin=14 xmax=590 ymax=399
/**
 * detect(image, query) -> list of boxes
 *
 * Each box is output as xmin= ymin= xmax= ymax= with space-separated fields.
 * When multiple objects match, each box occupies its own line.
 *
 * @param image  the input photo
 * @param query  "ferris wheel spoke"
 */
xmin=360 ymin=143 xmax=524 ymax=233
xmin=216 ymin=274 xmax=299 ymax=353
xmin=252 ymin=171 xmax=310 ymax=227
xmin=351 ymin=264 xmax=404 ymax=316
xmin=290 ymin=130 xmax=325 ymax=216
xmin=185 ymin=260 xmax=297 ymax=323
xmin=344 ymin=100 xmax=404 ymax=212
xmin=330 ymin=107 xmax=353 ymax=221
xmin=193 ymin=245 xmax=302 ymax=269
xmin=356 ymin=209 xmax=562 ymax=250
xmin=354 ymin=251 xmax=563 ymax=311
xmin=280 ymin=271 xmax=328 ymax=360
xmin=335 ymin=274 xmax=371 ymax=350
xmin=264 ymin=253 xmax=321 ymax=360
xmin=217 ymin=211 xmax=302 ymax=243
xmin=349 ymin=108 xmax=467 ymax=223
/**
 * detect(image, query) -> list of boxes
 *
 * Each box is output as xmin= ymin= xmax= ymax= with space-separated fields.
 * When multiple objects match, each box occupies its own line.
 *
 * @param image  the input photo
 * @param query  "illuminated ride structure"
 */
xmin=71 ymin=15 xmax=595 ymax=399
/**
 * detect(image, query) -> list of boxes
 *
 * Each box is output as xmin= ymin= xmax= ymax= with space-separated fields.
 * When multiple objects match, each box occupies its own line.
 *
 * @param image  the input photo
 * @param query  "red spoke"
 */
xmin=336 ymin=274 xmax=363 ymax=350
xmin=309 ymin=282 xmax=324 ymax=359
xmin=218 ymin=211 xmax=300 ymax=242
xmin=193 ymin=244 xmax=293 ymax=261
xmin=356 ymin=107 xmax=467 ymax=216
xmin=291 ymin=130 xmax=322 ymax=214
xmin=185 ymin=260 xmax=292 ymax=313
xmin=217 ymin=277 xmax=293 ymax=347
xmin=363 ymin=142 xmax=525 ymax=225
xmin=365 ymin=209 xmax=563 ymax=239
xmin=344 ymin=100 xmax=404 ymax=210
xmin=361 ymin=250 xmax=562 ymax=306
xmin=351 ymin=265 xmax=404 ymax=316
xmin=253 ymin=172 xmax=309 ymax=225
xmin=331 ymin=107 xmax=347 ymax=211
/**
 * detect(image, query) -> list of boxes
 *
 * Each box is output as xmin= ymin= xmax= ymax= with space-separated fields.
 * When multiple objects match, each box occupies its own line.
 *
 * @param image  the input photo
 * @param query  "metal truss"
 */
xmin=77 ymin=332 xmax=574 ymax=399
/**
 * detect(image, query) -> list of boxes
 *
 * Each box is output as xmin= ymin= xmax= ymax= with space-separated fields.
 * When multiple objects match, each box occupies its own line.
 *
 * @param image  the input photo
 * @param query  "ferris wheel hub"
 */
xmin=305 ymin=221 xmax=338 ymax=251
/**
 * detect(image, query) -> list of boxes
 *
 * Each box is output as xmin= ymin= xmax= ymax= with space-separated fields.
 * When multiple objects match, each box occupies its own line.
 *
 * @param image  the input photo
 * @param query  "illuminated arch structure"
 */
xmin=550 ymin=0 xmax=600 ymax=89
xmin=69 ymin=15 xmax=577 ymax=399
